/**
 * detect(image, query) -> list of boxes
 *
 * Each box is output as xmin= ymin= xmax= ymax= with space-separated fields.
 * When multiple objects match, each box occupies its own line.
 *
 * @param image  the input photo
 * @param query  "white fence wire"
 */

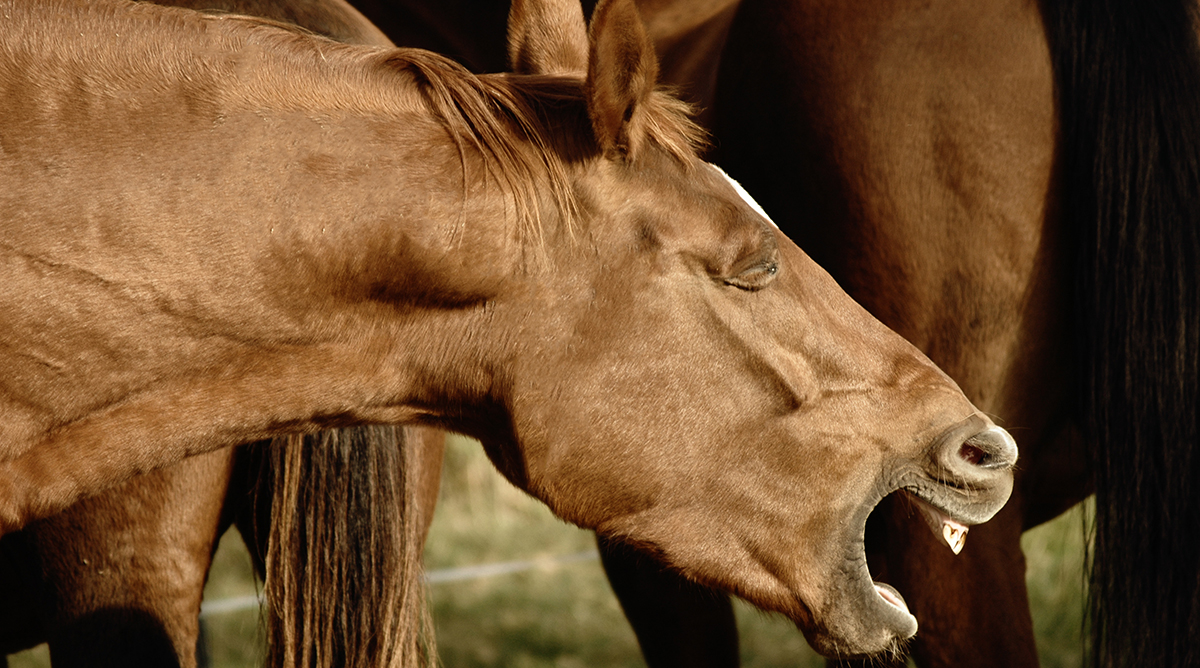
xmin=197 ymin=549 xmax=601 ymax=618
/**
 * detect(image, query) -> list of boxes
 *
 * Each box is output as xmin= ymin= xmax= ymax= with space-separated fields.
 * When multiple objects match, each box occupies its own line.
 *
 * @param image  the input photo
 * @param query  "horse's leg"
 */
xmin=597 ymin=537 xmax=739 ymax=668
xmin=24 ymin=448 xmax=236 ymax=668
xmin=1020 ymin=426 xmax=1091 ymax=531
xmin=0 ymin=531 xmax=48 ymax=659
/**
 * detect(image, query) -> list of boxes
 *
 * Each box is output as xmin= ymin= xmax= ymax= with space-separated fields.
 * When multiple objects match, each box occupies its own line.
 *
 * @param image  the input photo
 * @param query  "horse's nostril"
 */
xmin=962 ymin=426 xmax=1019 ymax=469
xmin=930 ymin=418 xmax=1019 ymax=481
xmin=959 ymin=442 xmax=988 ymax=466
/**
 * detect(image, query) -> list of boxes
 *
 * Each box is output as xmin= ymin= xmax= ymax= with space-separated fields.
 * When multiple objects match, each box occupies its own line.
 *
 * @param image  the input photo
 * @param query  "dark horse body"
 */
xmin=710 ymin=1 xmax=1200 ymax=666
xmin=1 ymin=0 xmax=1019 ymax=665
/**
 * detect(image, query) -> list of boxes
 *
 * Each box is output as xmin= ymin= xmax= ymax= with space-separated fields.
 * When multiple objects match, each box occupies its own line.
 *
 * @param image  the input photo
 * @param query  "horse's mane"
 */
xmin=374 ymin=49 xmax=707 ymax=249
xmin=202 ymin=9 xmax=707 ymax=249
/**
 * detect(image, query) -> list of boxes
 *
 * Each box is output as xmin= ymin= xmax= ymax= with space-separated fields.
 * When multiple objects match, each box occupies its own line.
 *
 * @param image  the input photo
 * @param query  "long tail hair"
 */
xmin=1041 ymin=0 xmax=1200 ymax=664
xmin=237 ymin=426 xmax=434 ymax=668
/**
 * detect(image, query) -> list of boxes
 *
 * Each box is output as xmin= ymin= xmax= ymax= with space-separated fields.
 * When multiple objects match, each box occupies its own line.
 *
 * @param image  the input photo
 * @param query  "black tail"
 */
xmin=1041 ymin=1 xmax=1200 ymax=664
xmin=238 ymin=426 xmax=434 ymax=668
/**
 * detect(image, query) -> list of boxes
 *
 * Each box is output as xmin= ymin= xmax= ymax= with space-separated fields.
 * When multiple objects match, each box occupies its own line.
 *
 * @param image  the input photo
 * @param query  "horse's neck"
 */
xmin=7 ymin=0 xmax=515 ymax=313
xmin=1 ymin=1 xmax=517 ymax=454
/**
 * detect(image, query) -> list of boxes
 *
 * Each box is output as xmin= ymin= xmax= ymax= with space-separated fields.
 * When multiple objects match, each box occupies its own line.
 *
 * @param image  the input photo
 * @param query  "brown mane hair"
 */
xmin=374 ymin=48 xmax=707 ymax=249
xmin=203 ymin=16 xmax=708 ymax=248
xmin=196 ymin=10 xmax=707 ymax=247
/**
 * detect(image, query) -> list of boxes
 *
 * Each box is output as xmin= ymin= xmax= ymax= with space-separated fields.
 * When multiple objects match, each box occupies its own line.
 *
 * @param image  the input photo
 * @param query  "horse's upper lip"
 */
xmin=901 ymin=488 xmax=972 ymax=554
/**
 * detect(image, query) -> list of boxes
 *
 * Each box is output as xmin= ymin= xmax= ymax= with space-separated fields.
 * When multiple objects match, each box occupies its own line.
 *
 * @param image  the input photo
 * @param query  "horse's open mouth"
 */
xmin=817 ymin=492 xmax=918 ymax=655
xmin=819 ymin=419 xmax=1014 ymax=656
xmin=849 ymin=488 xmax=975 ymax=645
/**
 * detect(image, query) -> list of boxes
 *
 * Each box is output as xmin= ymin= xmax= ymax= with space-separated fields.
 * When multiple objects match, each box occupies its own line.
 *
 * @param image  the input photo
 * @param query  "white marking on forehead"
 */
xmin=707 ymin=163 xmax=778 ymax=229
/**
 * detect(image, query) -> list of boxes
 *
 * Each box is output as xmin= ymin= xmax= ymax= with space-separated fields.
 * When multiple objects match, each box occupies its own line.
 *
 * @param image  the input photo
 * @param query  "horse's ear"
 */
xmin=506 ymin=0 xmax=589 ymax=76
xmin=586 ymin=0 xmax=658 ymax=159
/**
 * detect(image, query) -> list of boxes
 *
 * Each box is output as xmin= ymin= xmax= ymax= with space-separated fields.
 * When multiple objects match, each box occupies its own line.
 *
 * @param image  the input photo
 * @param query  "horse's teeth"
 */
xmin=908 ymin=491 xmax=970 ymax=555
xmin=943 ymin=522 xmax=967 ymax=555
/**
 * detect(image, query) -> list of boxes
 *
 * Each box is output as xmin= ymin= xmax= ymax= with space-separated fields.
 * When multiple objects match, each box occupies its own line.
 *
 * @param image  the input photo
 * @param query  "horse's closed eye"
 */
xmin=723 ymin=261 xmax=778 ymax=290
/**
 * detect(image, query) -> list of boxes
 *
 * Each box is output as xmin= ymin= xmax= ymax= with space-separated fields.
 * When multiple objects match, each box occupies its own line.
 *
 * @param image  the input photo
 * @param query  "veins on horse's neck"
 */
xmin=262 ymin=111 xmax=523 ymax=308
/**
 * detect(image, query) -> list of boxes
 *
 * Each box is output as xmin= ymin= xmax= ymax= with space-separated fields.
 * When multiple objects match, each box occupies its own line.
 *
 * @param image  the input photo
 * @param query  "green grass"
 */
xmin=7 ymin=435 xmax=1089 ymax=667
xmin=1023 ymin=502 xmax=1091 ymax=668
xmin=196 ymin=530 xmax=265 ymax=668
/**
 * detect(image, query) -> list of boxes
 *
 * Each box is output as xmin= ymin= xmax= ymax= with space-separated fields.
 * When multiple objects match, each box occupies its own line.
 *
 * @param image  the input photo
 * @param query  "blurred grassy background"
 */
xmin=8 ymin=434 xmax=1089 ymax=668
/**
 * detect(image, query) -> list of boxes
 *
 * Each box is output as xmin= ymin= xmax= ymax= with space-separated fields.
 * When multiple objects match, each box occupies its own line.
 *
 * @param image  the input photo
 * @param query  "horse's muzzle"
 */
xmin=905 ymin=415 xmax=1018 ymax=534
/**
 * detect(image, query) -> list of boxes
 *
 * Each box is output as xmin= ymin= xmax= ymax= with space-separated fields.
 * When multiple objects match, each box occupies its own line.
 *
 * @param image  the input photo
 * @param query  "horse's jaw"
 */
xmin=577 ymin=412 xmax=1017 ymax=660
xmin=588 ymin=488 xmax=922 ymax=658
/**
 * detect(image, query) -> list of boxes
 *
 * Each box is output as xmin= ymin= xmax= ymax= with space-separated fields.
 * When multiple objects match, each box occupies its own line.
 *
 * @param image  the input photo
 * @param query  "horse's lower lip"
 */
xmin=843 ymin=494 xmax=918 ymax=642
xmin=874 ymin=582 xmax=909 ymax=613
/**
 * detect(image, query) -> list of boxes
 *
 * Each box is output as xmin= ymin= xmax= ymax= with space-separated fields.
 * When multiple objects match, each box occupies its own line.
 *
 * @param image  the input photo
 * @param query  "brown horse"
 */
xmin=0 ymin=1 xmax=745 ymax=665
xmin=1 ymin=0 xmax=1018 ymax=663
